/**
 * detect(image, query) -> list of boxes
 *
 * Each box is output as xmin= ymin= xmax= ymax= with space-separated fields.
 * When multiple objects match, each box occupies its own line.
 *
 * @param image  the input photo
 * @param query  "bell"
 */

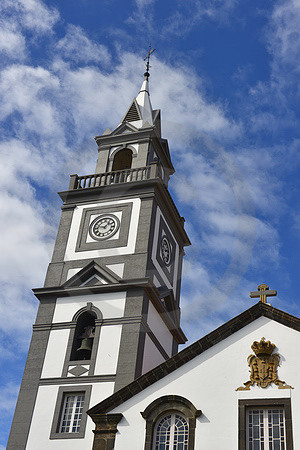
xmin=77 ymin=338 xmax=93 ymax=355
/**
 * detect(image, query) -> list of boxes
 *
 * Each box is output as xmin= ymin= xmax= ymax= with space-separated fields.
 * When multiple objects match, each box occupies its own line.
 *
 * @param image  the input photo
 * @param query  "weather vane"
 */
xmin=144 ymin=45 xmax=155 ymax=80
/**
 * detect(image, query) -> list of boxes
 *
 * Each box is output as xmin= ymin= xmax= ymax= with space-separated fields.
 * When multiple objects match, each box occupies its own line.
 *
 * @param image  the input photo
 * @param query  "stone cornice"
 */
xmin=33 ymin=278 xmax=187 ymax=344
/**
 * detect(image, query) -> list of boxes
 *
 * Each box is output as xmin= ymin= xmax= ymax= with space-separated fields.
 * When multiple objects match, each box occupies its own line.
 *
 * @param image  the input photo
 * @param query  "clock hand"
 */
xmin=99 ymin=223 xmax=112 ymax=232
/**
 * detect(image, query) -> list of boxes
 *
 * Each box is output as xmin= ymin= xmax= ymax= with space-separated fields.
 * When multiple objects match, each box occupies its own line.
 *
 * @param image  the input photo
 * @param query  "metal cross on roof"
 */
xmin=250 ymin=283 xmax=277 ymax=303
xmin=144 ymin=45 xmax=155 ymax=80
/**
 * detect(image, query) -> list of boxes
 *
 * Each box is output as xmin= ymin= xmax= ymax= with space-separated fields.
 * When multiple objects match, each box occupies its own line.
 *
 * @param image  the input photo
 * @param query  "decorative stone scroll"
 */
xmin=236 ymin=337 xmax=293 ymax=391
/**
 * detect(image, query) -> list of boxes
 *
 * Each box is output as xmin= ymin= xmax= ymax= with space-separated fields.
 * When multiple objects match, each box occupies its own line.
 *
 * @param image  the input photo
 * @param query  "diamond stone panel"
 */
xmin=68 ymin=365 xmax=89 ymax=377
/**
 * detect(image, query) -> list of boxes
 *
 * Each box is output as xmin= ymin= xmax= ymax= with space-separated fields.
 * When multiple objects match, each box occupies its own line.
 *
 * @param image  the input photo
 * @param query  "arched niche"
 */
xmin=112 ymin=148 xmax=133 ymax=171
xmin=70 ymin=304 xmax=103 ymax=362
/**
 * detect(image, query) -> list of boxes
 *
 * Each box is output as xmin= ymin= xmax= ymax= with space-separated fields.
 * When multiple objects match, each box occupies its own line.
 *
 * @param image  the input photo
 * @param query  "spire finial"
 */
xmin=144 ymin=45 xmax=155 ymax=80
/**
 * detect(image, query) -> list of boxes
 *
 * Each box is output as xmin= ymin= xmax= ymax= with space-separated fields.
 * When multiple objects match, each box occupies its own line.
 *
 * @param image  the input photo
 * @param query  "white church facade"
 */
xmin=7 ymin=58 xmax=300 ymax=450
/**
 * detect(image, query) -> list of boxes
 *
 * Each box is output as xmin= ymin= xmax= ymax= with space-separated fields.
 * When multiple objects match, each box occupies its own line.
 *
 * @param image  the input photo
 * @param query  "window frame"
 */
xmin=141 ymin=395 xmax=201 ymax=450
xmin=50 ymin=385 xmax=92 ymax=440
xmin=238 ymin=398 xmax=293 ymax=450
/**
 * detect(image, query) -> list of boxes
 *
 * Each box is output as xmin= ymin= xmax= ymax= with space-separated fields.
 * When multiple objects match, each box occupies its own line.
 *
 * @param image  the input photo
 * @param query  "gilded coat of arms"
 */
xmin=237 ymin=337 xmax=292 ymax=390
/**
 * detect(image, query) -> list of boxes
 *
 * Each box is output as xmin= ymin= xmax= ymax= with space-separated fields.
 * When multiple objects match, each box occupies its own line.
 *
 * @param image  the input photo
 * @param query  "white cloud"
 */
xmin=247 ymin=0 xmax=300 ymax=133
xmin=180 ymin=257 xmax=255 ymax=338
xmin=56 ymin=25 xmax=111 ymax=65
xmin=0 ymin=21 xmax=26 ymax=60
xmin=162 ymin=0 xmax=237 ymax=37
xmin=0 ymin=140 xmax=45 ymax=196
xmin=0 ymin=192 xmax=51 ymax=284
xmin=0 ymin=140 xmax=55 ymax=336
xmin=128 ymin=0 xmax=237 ymax=36
xmin=267 ymin=0 xmax=300 ymax=69
xmin=151 ymin=60 xmax=239 ymax=142
xmin=0 ymin=284 xmax=38 ymax=337
xmin=52 ymin=53 xmax=236 ymax=143
xmin=0 ymin=0 xmax=59 ymax=60
xmin=0 ymin=65 xmax=62 ymax=138
xmin=167 ymin=133 xmax=286 ymax=331
xmin=0 ymin=0 xmax=59 ymax=34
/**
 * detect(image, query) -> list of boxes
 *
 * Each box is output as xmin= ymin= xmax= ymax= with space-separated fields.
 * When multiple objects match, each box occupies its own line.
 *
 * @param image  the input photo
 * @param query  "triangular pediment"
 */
xmin=110 ymin=121 xmax=139 ymax=136
xmin=63 ymin=261 xmax=120 ymax=288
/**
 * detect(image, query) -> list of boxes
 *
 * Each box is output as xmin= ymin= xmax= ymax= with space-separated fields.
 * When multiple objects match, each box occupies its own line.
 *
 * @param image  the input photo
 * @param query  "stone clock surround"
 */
xmin=62 ymin=197 xmax=141 ymax=263
xmin=75 ymin=203 xmax=133 ymax=252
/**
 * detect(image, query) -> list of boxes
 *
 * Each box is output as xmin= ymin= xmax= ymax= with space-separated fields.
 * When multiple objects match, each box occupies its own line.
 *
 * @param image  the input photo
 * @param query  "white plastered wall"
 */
xmin=41 ymin=329 xmax=69 ymax=378
xmin=94 ymin=325 xmax=123 ymax=375
xmin=52 ymin=292 xmax=126 ymax=323
xmin=110 ymin=317 xmax=300 ymax=450
xmin=142 ymin=335 xmax=166 ymax=375
xmin=141 ymin=295 xmax=175 ymax=375
xmin=26 ymin=382 xmax=114 ymax=450
xmin=146 ymin=302 xmax=173 ymax=355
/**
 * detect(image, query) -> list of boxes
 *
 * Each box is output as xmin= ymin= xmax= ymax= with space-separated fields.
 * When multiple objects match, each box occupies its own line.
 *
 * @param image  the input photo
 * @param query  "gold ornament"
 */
xmin=236 ymin=337 xmax=293 ymax=390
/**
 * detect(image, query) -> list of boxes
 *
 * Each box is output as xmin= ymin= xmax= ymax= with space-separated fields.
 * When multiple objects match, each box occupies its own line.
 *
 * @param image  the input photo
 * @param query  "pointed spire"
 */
xmin=134 ymin=77 xmax=153 ymax=126
xmin=121 ymin=46 xmax=156 ymax=128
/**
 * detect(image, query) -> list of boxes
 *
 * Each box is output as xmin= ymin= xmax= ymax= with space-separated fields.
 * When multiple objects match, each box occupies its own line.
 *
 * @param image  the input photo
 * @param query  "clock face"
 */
xmin=161 ymin=236 xmax=171 ymax=265
xmin=89 ymin=214 xmax=120 ymax=241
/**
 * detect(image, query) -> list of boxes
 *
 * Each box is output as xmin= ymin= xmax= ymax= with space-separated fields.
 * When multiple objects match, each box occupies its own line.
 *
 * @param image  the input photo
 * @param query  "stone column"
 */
xmin=90 ymin=413 xmax=123 ymax=450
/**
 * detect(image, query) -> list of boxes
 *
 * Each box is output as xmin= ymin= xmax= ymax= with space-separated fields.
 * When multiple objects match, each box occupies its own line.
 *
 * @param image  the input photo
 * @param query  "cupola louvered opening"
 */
xmin=123 ymin=101 xmax=140 ymax=122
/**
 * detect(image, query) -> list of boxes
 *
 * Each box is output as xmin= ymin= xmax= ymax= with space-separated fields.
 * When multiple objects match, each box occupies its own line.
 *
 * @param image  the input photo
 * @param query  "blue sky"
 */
xmin=0 ymin=0 xmax=299 ymax=446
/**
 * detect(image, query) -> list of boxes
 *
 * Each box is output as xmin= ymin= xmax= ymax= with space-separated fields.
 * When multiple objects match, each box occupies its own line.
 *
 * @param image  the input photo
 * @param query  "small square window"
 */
xmin=50 ymin=385 xmax=92 ymax=440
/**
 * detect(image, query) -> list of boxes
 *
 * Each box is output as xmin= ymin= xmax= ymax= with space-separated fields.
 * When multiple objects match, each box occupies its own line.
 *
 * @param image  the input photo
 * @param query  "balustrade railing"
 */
xmin=69 ymin=162 xmax=162 ymax=190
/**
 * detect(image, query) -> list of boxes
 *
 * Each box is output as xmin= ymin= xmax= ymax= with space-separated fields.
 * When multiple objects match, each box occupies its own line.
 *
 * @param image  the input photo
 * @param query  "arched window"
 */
xmin=154 ymin=413 xmax=189 ymax=450
xmin=70 ymin=311 xmax=96 ymax=361
xmin=112 ymin=148 xmax=133 ymax=171
xmin=141 ymin=395 xmax=201 ymax=450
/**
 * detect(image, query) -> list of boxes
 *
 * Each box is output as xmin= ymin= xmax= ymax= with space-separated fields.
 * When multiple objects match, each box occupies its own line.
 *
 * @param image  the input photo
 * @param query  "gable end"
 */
xmin=87 ymin=302 xmax=300 ymax=416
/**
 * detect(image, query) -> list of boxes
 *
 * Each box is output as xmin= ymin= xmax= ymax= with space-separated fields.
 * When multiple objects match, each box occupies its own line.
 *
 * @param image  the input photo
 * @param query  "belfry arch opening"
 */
xmin=70 ymin=311 xmax=96 ymax=361
xmin=112 ymin=148 xmax=133 ymax=171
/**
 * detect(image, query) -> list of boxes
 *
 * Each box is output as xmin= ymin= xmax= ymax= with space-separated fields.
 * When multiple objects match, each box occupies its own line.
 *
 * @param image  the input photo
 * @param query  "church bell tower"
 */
xmin=8 ymin=59 xmax=190 ymax=449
